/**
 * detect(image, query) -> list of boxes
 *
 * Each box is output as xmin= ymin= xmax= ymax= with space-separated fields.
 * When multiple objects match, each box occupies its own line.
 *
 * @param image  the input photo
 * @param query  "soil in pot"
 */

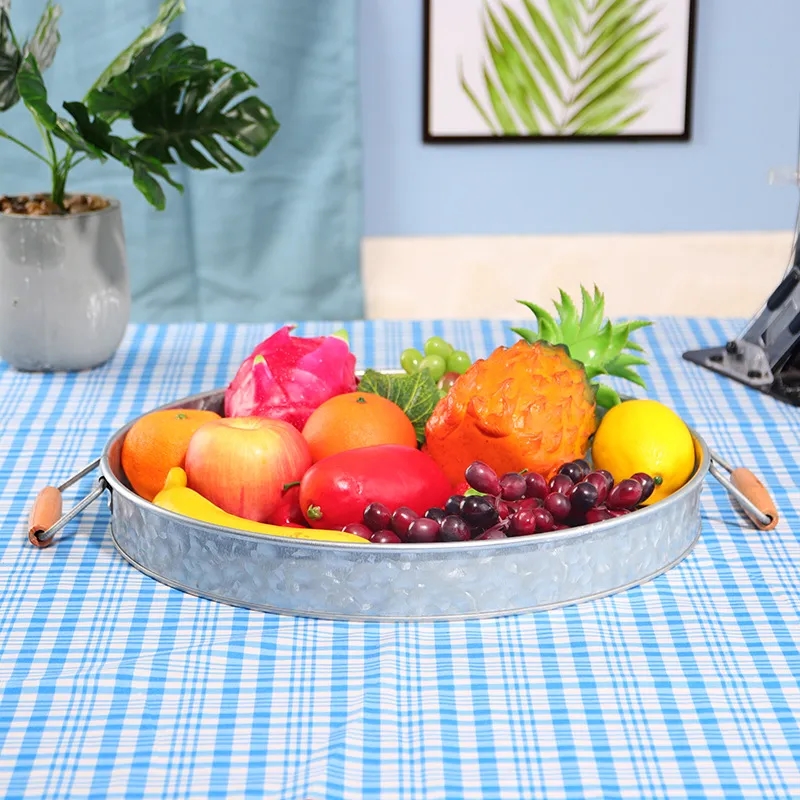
xmin=0 ymin=193 xmax=110 ymax=216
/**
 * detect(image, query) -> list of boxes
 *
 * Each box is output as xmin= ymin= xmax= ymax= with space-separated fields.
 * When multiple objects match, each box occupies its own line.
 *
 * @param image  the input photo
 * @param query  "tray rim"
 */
xmin=107 ymin=516 xmax=702 ymax=621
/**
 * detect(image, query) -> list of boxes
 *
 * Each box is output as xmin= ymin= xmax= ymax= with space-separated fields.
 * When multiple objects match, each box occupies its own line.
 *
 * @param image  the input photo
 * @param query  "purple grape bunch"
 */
xmin=354 ymin=459 xmax=656 ymax=544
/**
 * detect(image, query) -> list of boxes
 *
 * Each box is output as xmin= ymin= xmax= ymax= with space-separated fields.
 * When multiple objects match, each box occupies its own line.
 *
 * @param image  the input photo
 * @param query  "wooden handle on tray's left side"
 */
xmin=28 ymin=486 xmax=63 ymax=548
xmin=730 ymin=468 xmax=779 ymax=531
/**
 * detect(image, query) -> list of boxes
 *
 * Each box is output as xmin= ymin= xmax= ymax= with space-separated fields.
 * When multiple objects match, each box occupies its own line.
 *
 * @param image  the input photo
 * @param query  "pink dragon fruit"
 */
xmin=224 ymin=326 xmax=358 ymax=430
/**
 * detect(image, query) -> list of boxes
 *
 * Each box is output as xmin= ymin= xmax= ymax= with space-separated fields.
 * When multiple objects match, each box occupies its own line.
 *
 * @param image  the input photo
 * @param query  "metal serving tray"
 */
xmin=27 ymin=387 xmax=716 ymax=622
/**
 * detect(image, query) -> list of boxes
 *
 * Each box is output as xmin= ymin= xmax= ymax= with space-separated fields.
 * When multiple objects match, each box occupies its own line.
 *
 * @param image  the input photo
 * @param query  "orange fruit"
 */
xmin=121 ymin=408 xmax=221 ymax=501
xmin=301 ymin=391 xmax=417 ymax=461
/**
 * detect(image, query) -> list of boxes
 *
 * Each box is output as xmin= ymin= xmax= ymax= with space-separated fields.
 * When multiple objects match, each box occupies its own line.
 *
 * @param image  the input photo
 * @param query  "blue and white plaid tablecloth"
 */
xmin=1 ymin=318 xmax=799 ymax=799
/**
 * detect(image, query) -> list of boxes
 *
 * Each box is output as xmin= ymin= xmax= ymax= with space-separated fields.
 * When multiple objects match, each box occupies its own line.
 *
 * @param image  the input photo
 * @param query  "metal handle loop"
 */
xmin=708 ymin=461 xmax=774 ymax=530
xmin=28 ymin=459 xmax=108 ymax=548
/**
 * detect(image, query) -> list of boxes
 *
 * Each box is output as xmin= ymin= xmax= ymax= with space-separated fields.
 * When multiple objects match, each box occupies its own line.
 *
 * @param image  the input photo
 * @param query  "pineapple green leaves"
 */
xmin=511 ymin=285 xmax=652 ymax=408
xmin=462 ymin=0 xmax=665 ymax=136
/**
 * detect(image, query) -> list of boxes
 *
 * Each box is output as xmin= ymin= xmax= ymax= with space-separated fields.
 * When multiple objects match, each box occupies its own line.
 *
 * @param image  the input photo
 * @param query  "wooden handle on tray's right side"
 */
xmin=730 ymin=468 xmax=779 ymax=531
xmin=28 ymin=486 xmax=63 ymax=548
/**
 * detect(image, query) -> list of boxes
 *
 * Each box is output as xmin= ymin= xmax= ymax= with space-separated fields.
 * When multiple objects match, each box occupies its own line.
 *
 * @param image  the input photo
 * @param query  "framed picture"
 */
xmin=423 ymin=0 xmax=697 ymax=143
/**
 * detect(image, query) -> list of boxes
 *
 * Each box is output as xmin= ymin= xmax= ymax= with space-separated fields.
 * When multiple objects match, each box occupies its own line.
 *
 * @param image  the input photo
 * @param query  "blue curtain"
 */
xmin=0 ymin=0 xmax=364 ymax=323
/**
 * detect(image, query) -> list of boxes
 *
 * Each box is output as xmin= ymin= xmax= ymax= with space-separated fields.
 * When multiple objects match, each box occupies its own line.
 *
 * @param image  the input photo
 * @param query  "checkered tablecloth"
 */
xmin=1 ymin=318 xmax=799 ymax=799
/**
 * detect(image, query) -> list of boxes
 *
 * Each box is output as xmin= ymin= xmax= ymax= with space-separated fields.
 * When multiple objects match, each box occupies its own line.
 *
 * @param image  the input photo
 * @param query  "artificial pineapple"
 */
xmin=424 ymin=286 xmax=652 ymax=484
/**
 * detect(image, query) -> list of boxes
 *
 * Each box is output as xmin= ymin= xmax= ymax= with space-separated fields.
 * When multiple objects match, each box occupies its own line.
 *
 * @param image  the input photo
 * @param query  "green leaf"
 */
xmin=583 ymin=0 xmax=617 ymax=14
xmin=583 ymin=364 xmax=607 ymax=381
xmin=547 ymin=0 xmax=580 ymax=54
xmin=511 ymin=286 xmax=653 ymax=394
xmin=569 ymin=319 xmax=613 ymax=367
xmin=566 ymin=56 xmax=658 ymax=130
xmin=63 ymin=100 xmax=183 ymax=209
xmin=607 ymin=322 xmax=632 ymax=360
xmin=510 ymin=326 xmax=538 ymax=345
xmin=619 ymin=318 xmax=653 ymax=349
xmin=517 ymin=300 xmax=560 ymax=342
xmin=16 ymin=52 xmax=54 ymax=126
xmin=573 ymin=88 xmax=638 ymax=133
xmin=0 ymin=2 xmax=61 ymax=112
xmin=521 ymin=0 xmax=570 ymax=77
xmin=595 ymin=105 xmax=647 ymax=134
xmin=486 ymin=7 xmax=553 ymax=131
xmin=16 ymin=55 xmax=106 ymax=158
xmin=24 ymin=2 xmax=61 ymax=72
xmin=605 ymin=364 xmax=647 ymax=388
xmin=575 ymin=11 xmax=661 ymax=106
xmin=459 ymin=58 xmax=497 ymax=133
xmin=358 ymin=369 xmax=441 ymax=445
xmin=559 ymin=0 xmax=663 ymax=136
xmin=463 ymin=0 xmax=662 ymax=140
xmin=90 ymin=0 xmax=185 ymax=93
xmin=624 ymin=319 xmax=653 ymax=336
xmin=500 ymin=3 xmax=563 ymax=103
xmin=580 ymin=25 xmax=659 ymax=91
xmin=483 ymin=63 xmax=517 ymax=134
xmin=577 ymin=285 xmax=605 ymax=339
xmin=551 ymin=285 xmax=651 ymax=382
xmin=554 ymin=288 xmax=580 ymax=341
xmin=85 ymin=33 xmax=279 ymax=172
xmin=594 ymin=383 xmax=622 ymax=409
xmin=0 ymin=12 xmax=20 ymax=111
xmin=606 ymin=352 xmax=649 ymax=370
xmin=586 ymin=0 xmax=648 ymax=59
xmin=486 ymin=29 xmax=540 ymax=133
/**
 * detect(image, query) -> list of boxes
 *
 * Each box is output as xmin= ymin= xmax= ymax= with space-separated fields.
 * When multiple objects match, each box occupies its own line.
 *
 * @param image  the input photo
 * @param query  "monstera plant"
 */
xmin=0 ymin=0 xmax=278 ymax=212
xmin=0 ymin=0 xmax=279 ymax=372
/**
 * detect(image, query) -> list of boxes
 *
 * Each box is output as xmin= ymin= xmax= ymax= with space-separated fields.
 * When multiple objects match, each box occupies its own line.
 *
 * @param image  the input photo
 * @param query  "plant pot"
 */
xmin=0 ymin=196 xmax=130 ymax=372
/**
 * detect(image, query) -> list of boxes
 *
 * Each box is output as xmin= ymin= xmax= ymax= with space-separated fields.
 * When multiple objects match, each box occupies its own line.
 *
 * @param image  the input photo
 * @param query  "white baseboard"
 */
xmin=361 ymin=231 xmax=795 ymax=319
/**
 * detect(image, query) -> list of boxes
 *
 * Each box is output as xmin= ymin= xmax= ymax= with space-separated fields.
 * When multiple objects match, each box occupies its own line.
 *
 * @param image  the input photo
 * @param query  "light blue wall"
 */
xmin=360 ymin=0 xmax=800 ymax=237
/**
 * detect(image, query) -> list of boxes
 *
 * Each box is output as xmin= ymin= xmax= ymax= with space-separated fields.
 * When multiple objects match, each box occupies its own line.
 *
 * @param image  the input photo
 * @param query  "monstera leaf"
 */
xmin=16 ymin=55 xmax=103 ymax=157
xmin=90 ymin=0 xmax=183 ymax=92
xmin=462 ymin=0 xmax=665 ymax=136
xmin=16 ymin=55 xmax=182 ymax=209
xmin=0 ymin=1 xmax=60 ymax=112
xmin=83 ymin=32 xmax=279 ymax=173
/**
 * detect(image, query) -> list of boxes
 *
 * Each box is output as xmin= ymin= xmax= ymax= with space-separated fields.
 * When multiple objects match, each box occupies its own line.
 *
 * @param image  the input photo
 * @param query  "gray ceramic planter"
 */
xmin=0 ymin=197 xmax=130 ymax=372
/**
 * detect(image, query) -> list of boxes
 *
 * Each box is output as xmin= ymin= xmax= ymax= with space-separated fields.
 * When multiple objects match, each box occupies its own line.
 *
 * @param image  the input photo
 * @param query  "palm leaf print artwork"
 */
xmin=460 ymin=0 xmax=666 ymax=136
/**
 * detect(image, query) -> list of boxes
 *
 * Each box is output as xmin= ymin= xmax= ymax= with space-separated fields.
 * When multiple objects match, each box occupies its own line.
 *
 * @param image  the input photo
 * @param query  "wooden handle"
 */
xmin=28 ymin=486 xmax=63 ymax=548
xmin=730 ymin=468 xmax=779 ymax=531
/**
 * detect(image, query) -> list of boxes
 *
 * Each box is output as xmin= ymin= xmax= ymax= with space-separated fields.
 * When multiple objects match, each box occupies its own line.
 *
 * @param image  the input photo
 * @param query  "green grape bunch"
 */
xmin=401 ymin=336 xmax=473 ymax=397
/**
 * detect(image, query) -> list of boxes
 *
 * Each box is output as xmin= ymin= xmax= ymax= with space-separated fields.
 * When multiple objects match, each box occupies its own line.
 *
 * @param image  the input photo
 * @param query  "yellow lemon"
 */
xmin=591 ymin=398 xmax=696 ymax=505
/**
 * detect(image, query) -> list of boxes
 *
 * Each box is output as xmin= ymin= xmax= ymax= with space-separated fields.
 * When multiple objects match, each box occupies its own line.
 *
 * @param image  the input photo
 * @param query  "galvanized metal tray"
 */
xmin=26 ymin=387 xmax=775 ymax=621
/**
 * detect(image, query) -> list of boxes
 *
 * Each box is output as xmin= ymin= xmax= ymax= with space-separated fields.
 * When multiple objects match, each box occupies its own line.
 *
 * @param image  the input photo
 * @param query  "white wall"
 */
xmin=362 ymin=231 xmax=794 ymax=319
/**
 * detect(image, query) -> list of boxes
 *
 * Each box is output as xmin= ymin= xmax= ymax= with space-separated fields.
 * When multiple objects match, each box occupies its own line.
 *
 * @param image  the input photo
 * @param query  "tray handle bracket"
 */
xmin=28 ymin=458 xmax=107 ymax=548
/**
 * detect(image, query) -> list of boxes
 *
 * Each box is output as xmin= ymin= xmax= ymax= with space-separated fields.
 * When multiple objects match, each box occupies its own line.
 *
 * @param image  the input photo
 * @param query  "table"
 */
xmin=1 ymin=318 xmax=799 ymax=799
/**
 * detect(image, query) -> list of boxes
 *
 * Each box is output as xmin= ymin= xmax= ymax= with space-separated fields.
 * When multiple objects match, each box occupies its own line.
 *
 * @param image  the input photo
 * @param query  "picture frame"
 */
xmin=422 ymin=0 xmax=697 ymax=143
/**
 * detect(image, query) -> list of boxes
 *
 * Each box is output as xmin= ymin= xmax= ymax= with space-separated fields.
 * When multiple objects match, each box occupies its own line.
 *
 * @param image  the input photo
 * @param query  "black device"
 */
xmin=683 ymin=195 xmax=800 ymax=407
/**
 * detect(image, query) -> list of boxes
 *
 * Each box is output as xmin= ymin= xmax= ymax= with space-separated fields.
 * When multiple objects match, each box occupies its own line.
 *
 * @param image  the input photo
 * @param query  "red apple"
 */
xmin=184 ymin=416 xmax=312 ymax=522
